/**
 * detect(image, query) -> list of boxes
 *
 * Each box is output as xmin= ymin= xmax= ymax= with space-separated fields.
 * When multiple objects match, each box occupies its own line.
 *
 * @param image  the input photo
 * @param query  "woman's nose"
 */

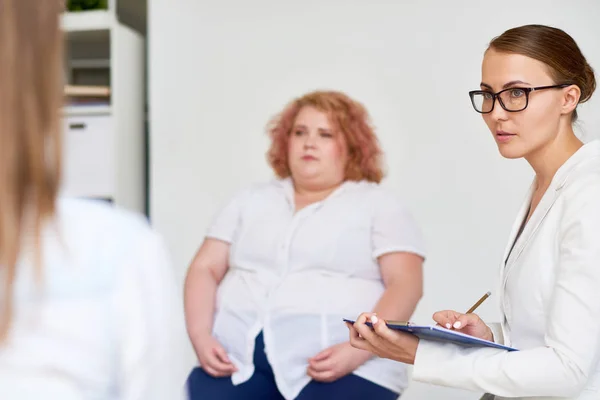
xmin=303 ymin=135 xmax=317 ymax=148
xmin=489 ymin=98 xmax=509 ymax=121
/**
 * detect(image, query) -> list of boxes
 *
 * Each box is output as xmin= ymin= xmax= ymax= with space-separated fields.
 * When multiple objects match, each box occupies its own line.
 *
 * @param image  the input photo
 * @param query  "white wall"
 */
xmin=148 ymin=1 xmax=600 ymax=398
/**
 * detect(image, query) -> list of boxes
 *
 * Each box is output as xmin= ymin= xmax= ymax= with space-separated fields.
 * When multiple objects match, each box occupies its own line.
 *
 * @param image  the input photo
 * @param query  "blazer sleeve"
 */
xmin=486 ymin=322 xmax=504 ymax=345
xmin=412 ymin=180 xmax=600 ymax=398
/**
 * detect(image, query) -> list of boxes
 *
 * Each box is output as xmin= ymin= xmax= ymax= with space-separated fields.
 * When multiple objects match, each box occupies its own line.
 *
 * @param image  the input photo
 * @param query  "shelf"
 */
xmin=61 ymin=10 xmax=115 ymax=33
xmin=65 ymin=84 xmax=111 ymax=97
xmin=69 ymin=59 xmax=111 ymax=69
xmin=63 ymin=105 xmax=112 ymax=116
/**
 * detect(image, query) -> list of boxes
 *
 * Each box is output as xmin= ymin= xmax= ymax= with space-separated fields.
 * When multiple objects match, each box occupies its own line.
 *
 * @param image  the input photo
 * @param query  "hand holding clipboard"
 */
xmin=345 ymin=291 xmax=517 ymax=352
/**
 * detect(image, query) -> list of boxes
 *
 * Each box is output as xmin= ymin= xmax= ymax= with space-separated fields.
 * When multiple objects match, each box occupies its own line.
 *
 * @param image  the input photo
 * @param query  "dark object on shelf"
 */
xmin=66 ymin=0 xmax=109 ymax=12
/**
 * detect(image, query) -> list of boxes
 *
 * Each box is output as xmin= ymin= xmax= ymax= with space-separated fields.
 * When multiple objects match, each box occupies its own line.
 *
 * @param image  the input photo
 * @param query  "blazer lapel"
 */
xmin=498 ymin=183 xmax=534 ymax=322
xmin=500 ymin=182 xmax=535 ymax=267
xmin=502 ymin=182 xmax=561 ymax=286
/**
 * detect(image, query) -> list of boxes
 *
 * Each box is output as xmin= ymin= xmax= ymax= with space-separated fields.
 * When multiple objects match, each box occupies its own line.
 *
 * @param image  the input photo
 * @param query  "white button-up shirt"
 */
xmin=207 ymin=178 xmax=426 ymax=399
xmin=0 ymin=198 xmax=188 ymax=400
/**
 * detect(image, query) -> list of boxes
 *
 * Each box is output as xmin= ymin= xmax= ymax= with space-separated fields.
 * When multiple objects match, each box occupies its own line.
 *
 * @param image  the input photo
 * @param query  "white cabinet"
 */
xmin=61 ymin=0 xmax=146 ymax=214
xmin=62 ymin=114 xmax=115 ymax=200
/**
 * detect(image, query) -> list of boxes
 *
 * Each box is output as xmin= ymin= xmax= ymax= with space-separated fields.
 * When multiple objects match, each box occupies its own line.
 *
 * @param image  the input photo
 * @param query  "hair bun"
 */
xmin=580 ymin=62 xmax=597 ymax=104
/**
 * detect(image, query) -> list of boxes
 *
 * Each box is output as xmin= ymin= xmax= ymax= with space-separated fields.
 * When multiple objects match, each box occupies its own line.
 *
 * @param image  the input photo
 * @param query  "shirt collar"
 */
xmin=275 ymin=177 xmax=357 ymax=209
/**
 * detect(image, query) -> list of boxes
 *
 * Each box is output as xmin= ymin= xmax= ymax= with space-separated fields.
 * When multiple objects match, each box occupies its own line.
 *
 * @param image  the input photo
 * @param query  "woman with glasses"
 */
xmin=347 ymin=24 xmax=600 ymax=399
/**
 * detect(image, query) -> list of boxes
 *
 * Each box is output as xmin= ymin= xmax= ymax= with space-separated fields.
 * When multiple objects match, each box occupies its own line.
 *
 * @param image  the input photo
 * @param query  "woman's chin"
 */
xmin=292 ymin=169 xmax=322 ymax=181
xmin=496 ymin=142 xmax=526 ymax=159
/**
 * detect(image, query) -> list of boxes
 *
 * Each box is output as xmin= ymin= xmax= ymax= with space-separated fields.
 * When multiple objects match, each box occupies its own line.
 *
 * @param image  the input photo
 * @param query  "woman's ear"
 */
xmin=561 ymin=84 xmax=581 ymax=116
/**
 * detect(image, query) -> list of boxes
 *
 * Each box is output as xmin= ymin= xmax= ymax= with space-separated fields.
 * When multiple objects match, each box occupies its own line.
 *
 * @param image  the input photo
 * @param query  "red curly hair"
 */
xmin=266 ymin=90 xmax=385 ymax=183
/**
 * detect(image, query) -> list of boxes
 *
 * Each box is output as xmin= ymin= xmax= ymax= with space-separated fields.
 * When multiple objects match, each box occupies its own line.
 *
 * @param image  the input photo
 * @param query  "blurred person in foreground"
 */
xmin=0 ymin=1 xmax=187 ymax=399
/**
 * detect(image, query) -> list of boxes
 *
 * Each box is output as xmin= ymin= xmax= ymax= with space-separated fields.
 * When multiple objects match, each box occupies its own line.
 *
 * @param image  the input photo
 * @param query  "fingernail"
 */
xmin=445 ymin=323 xmax=451 ymax=329
xmin=371 ymin=316 xmax=379 ymax=324
xmin=453 ymin=321 xmax=462 ymax=329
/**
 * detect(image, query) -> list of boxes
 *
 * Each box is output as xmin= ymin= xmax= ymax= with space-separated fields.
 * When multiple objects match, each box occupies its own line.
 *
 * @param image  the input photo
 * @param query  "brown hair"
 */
xmin=489 ymin=24 xmax=596 ymax=122
xmin=0 ymin=0 xmax=64 ymax=341
xmin=266 ymin=90 xmax=385 ymax=183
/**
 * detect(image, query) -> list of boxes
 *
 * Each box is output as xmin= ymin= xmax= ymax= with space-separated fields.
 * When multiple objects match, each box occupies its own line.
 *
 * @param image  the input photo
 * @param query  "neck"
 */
xmin=525 ymin=128 xmax=582 ymax=189
xmin=293 ymin=180 xmax=343 ymax=204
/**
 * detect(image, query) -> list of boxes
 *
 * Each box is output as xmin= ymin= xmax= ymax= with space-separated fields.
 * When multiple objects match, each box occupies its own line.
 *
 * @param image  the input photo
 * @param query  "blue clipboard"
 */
xmin=343 ymin=319 xmax=518 ymax=352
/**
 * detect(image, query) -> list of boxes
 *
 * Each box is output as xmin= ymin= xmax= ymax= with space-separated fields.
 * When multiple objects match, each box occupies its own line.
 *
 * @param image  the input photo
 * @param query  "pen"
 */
xmin=466 ymin=291 xmax=491 ymax=314
xmin=384 ymin=320 xmax=410 ymax=326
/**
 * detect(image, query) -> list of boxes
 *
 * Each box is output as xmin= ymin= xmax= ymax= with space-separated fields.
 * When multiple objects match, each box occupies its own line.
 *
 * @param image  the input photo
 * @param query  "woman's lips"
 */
xmin=496 ymin=130 xmax=516 ymax=143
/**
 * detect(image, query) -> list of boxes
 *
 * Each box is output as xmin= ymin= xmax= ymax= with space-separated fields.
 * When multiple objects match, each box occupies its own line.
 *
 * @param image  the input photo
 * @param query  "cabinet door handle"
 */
xmin=69 ymin=123 xmax=86 ymax=130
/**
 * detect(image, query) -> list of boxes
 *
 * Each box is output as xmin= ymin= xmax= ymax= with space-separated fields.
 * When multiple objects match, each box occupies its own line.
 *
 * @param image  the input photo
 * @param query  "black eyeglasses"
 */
xmin=468 ymin=84 xmax=571 ymax=113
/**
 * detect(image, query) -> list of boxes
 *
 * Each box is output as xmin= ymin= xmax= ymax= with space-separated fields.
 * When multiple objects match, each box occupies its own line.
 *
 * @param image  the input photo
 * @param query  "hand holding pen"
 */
xmin=432 ymin=291 xmax=494 ymax=342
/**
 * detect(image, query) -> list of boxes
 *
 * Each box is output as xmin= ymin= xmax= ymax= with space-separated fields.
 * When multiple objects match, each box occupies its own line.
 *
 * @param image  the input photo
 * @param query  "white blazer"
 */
xmin=412 ymin=139 xmax=600 ymax=400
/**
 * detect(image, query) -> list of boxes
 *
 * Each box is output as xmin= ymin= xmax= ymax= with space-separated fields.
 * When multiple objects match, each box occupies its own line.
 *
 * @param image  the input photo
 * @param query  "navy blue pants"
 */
xmin=187 ymin=332 xmax=399 ymax=400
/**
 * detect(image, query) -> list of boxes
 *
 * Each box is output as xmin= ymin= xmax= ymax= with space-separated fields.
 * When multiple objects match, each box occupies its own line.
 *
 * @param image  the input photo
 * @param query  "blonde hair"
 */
xmin=0 ymin=0 xmax=64 ymax=341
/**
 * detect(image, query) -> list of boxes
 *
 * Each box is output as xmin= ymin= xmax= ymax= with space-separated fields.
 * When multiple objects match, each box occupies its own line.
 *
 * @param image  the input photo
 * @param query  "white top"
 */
xmin=0 ymin=198 xmax=188 ymax=400
xmin=412 ymin=140 xmax=600 ymax=400
xmin=206 ymin=178 xmax=426 ymax=399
